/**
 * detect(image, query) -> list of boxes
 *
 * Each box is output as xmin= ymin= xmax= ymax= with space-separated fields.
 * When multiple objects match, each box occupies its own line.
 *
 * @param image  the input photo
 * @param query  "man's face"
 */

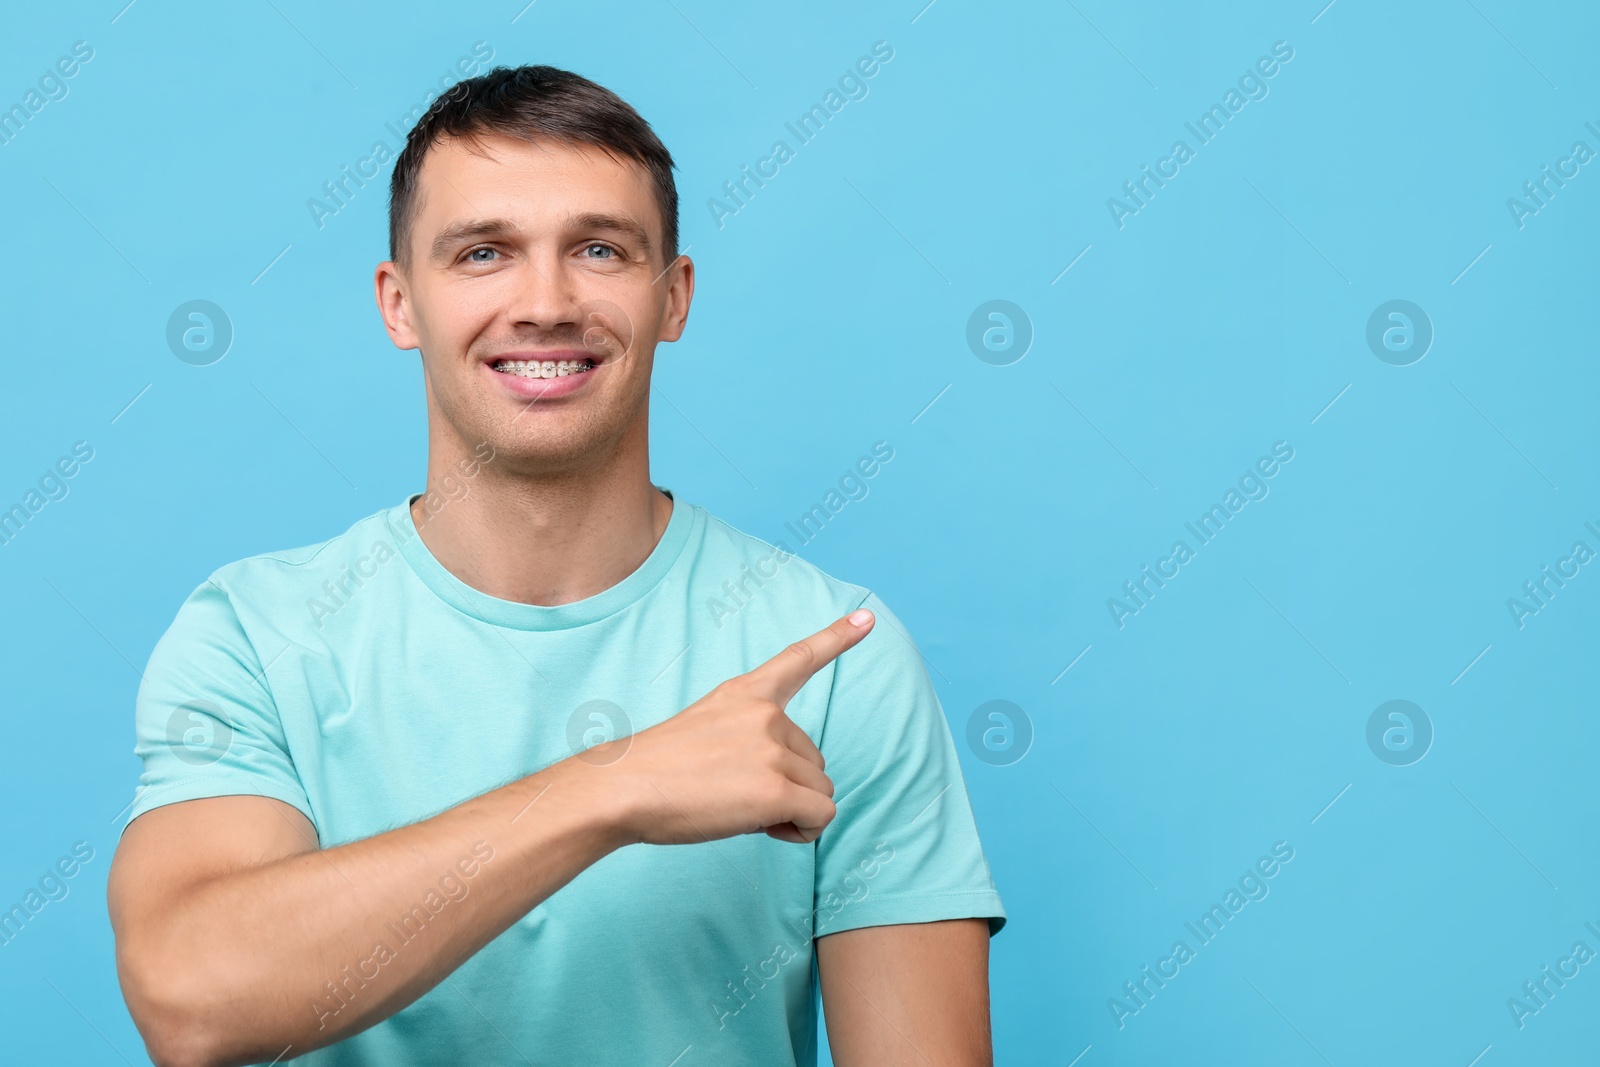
xmin=376 ymin=133 xmax=692 ymax=474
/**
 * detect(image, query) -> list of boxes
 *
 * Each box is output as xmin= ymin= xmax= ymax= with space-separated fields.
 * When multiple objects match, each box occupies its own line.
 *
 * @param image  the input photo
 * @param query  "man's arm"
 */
xmin=110 ymin=610 xmax=874 ymax=1067
xmin=817 ymin=919 xmax=994 ymax=1067
xmin=109 ymin=761 xmax=622 ymax=1067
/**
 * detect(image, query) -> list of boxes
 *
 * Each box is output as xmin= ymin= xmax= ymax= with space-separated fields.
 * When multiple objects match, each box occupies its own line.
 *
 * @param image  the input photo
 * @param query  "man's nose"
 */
xmin=511 ymin=253 xmax=581 ymax=331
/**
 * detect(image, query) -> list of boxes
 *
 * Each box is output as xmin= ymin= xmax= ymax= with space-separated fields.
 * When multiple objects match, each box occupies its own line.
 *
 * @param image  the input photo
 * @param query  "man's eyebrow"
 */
xmin=567 ymin=212 xmax=653 ymax=257
xmin=429 ymin=218 xmax=525 ymax=263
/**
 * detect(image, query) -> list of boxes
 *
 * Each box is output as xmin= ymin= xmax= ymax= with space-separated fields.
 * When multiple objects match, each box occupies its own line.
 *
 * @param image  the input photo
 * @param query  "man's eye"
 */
xmin=466 ymin=247 xmax=498 ymax=263
xmin=584 ymin=243 xmax=616 ymax=259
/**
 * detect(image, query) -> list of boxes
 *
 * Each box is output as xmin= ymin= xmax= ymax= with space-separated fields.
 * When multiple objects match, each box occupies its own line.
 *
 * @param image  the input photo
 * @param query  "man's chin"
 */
xmin=473 ymin=421 xmax=614 ymax=477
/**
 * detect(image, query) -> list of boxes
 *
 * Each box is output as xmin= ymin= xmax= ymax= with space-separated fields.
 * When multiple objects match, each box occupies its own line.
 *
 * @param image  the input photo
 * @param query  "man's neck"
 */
xmin=409 ymin=451 xmax=673 ymax=609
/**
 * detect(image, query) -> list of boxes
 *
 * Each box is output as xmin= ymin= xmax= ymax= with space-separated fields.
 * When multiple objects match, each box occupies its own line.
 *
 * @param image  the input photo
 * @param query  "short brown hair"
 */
xmin=388 ymin=65 xmax=679 ymax=272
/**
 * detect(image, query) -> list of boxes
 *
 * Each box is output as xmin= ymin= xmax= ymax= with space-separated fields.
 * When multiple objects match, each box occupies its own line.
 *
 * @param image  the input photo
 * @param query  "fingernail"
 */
xmin=847 ymin=609 xmax=873 ymax=627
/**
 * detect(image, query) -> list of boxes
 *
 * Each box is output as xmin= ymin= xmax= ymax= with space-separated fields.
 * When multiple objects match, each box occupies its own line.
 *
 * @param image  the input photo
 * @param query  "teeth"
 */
xmin=493 ymin=359 xmax=593 ymax=379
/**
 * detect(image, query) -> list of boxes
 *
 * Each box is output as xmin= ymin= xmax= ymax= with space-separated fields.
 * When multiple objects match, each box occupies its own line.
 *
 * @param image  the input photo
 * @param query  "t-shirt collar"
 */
xmin=385 ymin=485 xmax=694 ymax=631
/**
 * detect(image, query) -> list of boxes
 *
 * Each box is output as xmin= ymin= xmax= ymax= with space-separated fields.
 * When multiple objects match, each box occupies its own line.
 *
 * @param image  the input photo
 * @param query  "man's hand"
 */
xmin=601 ymin=607 xmax=875 ymax=846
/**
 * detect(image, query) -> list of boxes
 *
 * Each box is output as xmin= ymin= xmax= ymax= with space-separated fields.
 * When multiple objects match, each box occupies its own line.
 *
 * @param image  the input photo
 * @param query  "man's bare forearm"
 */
xmin=117 ymin=757 xmax=631 ymax=1067
xmin=114 ymin=613 xmax=874 ymax=1067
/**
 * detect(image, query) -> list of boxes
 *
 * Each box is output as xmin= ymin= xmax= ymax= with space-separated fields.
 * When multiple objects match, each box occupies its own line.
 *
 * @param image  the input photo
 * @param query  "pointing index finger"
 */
xmin=742 ymin=608 xmax=875 ymax=706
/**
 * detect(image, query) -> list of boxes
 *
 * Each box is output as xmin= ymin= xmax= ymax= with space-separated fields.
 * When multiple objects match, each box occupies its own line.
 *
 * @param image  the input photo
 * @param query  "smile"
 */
xmin=491 ymin=358 xmax=594 ymax=379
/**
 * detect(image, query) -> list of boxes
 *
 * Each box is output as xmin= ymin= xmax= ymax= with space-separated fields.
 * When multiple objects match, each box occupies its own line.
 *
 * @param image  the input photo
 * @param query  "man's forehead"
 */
xmin=414 ymin=133 xmax=657 ymax=243
xmin=420 ymin=131 xmax=636 ymax=186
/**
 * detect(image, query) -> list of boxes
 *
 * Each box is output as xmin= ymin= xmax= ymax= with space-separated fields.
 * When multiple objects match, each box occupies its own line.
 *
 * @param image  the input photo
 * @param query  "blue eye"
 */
xmin=585 ymin=243 xmax=615 ymax=259
xmin=466 ymin=247 xmax=498 ymax=263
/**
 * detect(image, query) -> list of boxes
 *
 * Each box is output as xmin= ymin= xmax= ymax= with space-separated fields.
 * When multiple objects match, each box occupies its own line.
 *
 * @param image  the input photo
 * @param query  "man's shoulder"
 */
xmin=689 ymin=504 xmax=878 ymax=628
xmin=201 ymin=501 xmax=399 ymax=598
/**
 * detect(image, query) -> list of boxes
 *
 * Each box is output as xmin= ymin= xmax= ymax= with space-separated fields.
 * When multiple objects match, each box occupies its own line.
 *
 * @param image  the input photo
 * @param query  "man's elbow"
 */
xmin=144 ymin=1029 xmax=224 ymax=1067
xmin=118 ymin=945 xmax=232 ymax=1067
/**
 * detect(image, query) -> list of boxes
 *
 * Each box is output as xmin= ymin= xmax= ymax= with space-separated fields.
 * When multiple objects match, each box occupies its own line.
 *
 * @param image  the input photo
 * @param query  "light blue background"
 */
xmin=2 ymin=1 xmax=1596 ymax=1064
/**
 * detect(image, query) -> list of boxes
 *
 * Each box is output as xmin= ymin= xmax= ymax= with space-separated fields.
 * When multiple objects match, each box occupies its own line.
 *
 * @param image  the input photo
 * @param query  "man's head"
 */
xmin=375 ymin=65 xmax=693 ymax=477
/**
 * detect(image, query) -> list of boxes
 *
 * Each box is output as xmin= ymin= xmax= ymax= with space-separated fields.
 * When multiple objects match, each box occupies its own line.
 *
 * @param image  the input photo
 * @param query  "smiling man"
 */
xmin=108 ymin=65 xmax=1004 ymax=1067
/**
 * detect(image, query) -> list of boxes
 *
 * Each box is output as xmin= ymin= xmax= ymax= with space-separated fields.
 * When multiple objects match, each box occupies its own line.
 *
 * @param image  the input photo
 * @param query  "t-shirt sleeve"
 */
xmin=120 ymin=578 xmax=314 ymax=835
xmin=810 ymin=591 xmax=1006 ymax=939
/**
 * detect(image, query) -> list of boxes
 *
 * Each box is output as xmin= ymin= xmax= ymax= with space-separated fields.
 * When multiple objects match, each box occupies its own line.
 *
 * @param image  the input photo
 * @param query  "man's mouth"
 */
xmin=489 ymin=357 xmax=596 ymax=379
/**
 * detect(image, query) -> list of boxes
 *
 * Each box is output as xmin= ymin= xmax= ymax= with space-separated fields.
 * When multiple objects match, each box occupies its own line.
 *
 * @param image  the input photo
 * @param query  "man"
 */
xmin=109 ymin=64 xmax=1004 ymax=1066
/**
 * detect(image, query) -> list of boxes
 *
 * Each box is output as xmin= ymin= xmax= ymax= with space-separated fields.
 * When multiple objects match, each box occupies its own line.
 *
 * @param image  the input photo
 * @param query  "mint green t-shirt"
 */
xmin=123 ymin=488 xmax=1005 ymax=1065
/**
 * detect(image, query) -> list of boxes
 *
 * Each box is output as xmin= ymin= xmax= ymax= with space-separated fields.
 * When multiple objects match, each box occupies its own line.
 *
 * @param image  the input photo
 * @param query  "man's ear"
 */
xmin=375 ymin=261 xmax=421 ymax=351
xmin=656 ymin=254 xmax=695 ymax=344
